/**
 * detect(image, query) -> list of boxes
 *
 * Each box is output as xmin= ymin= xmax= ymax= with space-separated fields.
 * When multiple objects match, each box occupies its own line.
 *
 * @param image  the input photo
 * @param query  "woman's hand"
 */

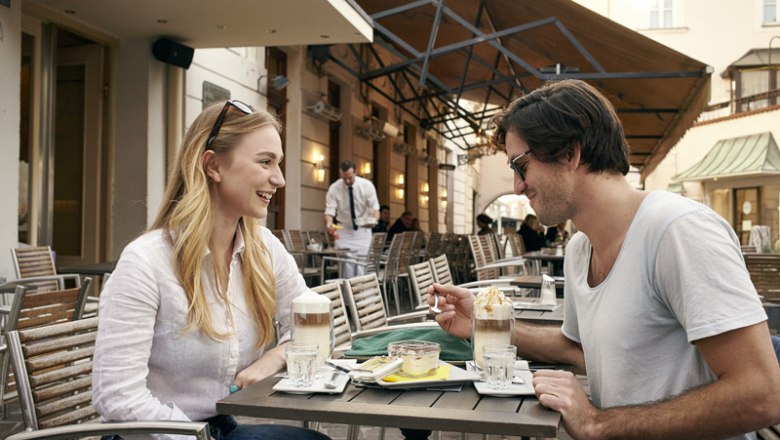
xmin=427 ymin=283 xmax=474 ymax=339
xmin=233 ymin=343 xmax=288 ymax=390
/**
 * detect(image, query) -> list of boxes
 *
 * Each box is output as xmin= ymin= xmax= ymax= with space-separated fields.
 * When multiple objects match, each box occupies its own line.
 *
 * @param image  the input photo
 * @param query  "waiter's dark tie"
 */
xmin=348 ymin=185 xmax=358 ymax=230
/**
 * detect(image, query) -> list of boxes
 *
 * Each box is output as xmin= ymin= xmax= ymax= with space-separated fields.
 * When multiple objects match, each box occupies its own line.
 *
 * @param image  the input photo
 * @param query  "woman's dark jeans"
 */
xmin=101 ymin=414 xmax=331 ymax=440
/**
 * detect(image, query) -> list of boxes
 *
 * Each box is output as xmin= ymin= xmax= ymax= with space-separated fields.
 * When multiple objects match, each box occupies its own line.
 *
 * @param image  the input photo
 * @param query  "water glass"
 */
xmin=286 ymin=344 xmax=318 ymax=388
xmin=482 ymin=344 xmax=516 ymax=389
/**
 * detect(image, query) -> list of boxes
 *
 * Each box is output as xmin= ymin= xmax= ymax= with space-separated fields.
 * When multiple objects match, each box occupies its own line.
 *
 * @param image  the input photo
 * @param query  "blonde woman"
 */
xmin=93 ymin=101 xmax=330 ymax=440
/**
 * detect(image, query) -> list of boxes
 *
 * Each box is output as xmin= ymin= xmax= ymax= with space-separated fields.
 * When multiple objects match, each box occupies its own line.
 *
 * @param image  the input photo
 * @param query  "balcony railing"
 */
xmin=698 ymin=88 xmax=780 ymax=122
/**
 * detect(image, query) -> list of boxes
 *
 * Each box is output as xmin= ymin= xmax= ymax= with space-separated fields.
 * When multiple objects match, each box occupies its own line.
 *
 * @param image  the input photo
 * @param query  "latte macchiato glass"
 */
xmin=472 ymin=286 xmax=514 ymax=369
xmin=292 ymin=290 xmax=332 ymax=368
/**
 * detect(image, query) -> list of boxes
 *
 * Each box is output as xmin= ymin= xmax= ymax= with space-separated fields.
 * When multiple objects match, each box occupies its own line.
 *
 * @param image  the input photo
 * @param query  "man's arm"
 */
xmin=324 ymin=214 xmax=335 ymax=229
xmin=535 ymin=323 xmax=780 ymax=440
xmin=512 ymin=324 xmax=586 ymax=373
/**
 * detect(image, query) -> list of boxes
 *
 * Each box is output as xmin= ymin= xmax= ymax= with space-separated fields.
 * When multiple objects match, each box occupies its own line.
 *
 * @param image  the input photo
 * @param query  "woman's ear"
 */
xmin=202 ymin=150 xmax=222 ymax=183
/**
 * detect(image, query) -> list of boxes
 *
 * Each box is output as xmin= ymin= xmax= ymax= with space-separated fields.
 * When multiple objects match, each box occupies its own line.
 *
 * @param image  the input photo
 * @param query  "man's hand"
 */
xmin=533 ymin=370 xmax=601 ymax=440
xmin=426 ymin=283 xmax=474 ymax=339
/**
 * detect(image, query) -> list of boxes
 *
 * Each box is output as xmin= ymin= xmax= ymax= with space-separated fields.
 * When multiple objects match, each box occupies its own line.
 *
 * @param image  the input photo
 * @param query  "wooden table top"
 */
xmin=217 ymin=375 xmax=560 ymax=437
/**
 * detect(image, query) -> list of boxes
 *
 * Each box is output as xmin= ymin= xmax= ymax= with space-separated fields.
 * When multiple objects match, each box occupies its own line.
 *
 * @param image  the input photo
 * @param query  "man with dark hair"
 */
xmin=387 ymin=211 xmax=413 ymax=243
xmin=324 ymin=160 xmax=379 ymax=277
xmin=372 ymin=205 xmax=391 ymax=233
xmin=429 ymin=79 xmax=780 ymax=439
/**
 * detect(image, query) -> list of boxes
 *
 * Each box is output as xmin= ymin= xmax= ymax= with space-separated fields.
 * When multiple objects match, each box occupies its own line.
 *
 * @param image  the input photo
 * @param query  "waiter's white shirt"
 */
xmin=92 ymin=226 xmax=307 ymax=439
xmin=324 ymin=175 xmax=379 ymax=228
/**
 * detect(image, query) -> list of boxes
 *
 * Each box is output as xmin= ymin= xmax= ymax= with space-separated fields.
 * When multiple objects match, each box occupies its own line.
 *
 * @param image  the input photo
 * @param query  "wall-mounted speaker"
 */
xmin=152 ymin=38 xmax=194 ymax=69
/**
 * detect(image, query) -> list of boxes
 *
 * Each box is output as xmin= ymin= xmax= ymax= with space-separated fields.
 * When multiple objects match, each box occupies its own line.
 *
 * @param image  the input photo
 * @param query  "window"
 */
xmin=649 ymin=0 xmax=675 ymax=29
xmin=765 ymin=0 xmax=779 ymax=24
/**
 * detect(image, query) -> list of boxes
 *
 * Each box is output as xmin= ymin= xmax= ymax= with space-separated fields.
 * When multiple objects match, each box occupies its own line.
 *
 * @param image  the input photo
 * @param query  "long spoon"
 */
xmin=430 ymin=291 xmax=442 ymax=314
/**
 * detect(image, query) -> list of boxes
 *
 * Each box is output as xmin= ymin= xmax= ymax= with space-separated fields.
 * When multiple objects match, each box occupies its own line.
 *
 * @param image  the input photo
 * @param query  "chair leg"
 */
xmin=346 ymin=424 xmax=360 ymax=440
xmin=392 ymin=279 xmax=401 ymax=315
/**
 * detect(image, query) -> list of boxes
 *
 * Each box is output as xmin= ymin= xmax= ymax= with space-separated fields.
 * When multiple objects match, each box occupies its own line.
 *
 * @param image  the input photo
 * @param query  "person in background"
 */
xmin=519 ymin=213 xmax=546 ymax=251
xmin=372 ymin=205 xmax=391 ymax=233
xmin=545 ymin=220 xmax=569 ymax=245
xmin=409 ymin=217 xmax=422 ymax=231
xmin=476 ymin=213 xmax=494 ymax=235
xmin=324 ymin=161 xmax=380 ymax=278
xmin=93 ymin=100 xmax=330 ymax=440
xmin=387 ymin=211 xmax=413 ymax=243
xmin=429 ymin=79 xmax=780 ymax=439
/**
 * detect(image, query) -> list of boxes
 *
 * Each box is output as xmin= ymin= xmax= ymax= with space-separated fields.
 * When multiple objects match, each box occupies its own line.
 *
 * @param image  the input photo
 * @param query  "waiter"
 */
xmin=324 ymin=160 xmax=380 ymax=277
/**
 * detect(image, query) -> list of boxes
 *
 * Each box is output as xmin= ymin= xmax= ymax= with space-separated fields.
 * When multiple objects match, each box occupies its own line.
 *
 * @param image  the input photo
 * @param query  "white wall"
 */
xmin=0 ymin=3 xmax=22 ymax=279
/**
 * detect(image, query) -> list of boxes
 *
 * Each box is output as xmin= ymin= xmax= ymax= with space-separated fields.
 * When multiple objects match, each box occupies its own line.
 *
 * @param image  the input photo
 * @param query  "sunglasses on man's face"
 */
xmin=508 ymin=150 xmax=532 ymax=180
xmin=205 ymin=100 xmax=254 ymax=151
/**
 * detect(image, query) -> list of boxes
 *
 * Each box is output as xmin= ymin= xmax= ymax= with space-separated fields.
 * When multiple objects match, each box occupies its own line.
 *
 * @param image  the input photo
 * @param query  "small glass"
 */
xmin=390 ymin=340 xmax=441 ymax=377
xmin=482 ymin=344 xmax=516 ymax=389
xmin=285 ymin=344 xmax=318 ymax=388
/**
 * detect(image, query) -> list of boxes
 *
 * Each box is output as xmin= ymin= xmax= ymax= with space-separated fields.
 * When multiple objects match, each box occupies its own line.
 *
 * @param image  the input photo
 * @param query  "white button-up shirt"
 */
xmin=324 ymin=175 xmax=379 ymax=226
xmin=92 ymin=226 xmax=306 ymax=437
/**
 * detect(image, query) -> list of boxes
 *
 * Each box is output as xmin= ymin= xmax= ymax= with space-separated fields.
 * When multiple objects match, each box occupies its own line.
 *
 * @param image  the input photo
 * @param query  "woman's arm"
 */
xmin=92 ymin=240 xmax=190 ymax=424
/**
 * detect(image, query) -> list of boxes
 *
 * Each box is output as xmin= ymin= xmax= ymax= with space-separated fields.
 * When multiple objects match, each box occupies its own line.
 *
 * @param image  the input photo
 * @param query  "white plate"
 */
xmin=273 ymin=372 xmax=350 ymax=394
xmin=375 ymin=361 xmax=479 ymax=389
xmin=473 ymin=370 xmax=535 ymax=397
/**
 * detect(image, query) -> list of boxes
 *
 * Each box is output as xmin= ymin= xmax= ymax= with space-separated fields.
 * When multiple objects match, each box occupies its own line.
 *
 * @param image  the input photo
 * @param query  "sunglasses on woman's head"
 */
xmin=205 ymin=100 xmax=254 ymax=151
xmin=508 ymin=150 xmax=532 ymax=180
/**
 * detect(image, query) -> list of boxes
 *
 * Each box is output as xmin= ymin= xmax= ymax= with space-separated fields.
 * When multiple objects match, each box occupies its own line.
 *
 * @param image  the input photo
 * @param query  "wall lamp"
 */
xmin=440 ymin=188 xmax=448 ymax=208
xmin=393 ymin=174 xmax=405 ymax=200
xmin=421 ymin=182 xmax=430 ymax=205
xmin=361 ymin=162 xmax=372 ymax=178
xmin=303 ymin=154 xmax=326 ymax=183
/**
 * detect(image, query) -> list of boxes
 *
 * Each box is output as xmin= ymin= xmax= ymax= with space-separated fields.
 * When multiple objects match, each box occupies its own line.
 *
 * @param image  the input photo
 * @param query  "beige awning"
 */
xmin=673 ymin=132 xmax=780 ymax=181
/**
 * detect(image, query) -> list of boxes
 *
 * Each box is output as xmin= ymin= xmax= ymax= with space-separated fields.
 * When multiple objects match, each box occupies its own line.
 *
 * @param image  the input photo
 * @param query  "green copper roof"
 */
xmin=673 ymin=132 xmax=780 ymax=181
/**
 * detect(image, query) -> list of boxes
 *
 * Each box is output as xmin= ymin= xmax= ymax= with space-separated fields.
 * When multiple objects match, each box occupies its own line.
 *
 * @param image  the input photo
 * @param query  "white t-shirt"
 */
xmin=562 ymin=191 xmax=765 ymax=440
xmin=93 ymin=226 xmax=307 ymax=438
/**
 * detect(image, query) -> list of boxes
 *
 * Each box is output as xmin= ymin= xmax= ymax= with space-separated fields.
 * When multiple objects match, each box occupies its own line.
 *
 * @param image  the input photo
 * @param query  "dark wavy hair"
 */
xmin=489 ymin=79 xmax=630 ymax=175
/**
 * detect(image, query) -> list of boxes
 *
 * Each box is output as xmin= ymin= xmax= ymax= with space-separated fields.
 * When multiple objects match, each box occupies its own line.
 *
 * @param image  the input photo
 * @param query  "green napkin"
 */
xmin=345 ymin=327 xmax=472 ymax=361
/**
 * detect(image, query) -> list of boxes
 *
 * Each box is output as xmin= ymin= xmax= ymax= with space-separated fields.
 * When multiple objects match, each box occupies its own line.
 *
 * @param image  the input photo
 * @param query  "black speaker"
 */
xmin=152 ymin=38 xmax=194 ymax=69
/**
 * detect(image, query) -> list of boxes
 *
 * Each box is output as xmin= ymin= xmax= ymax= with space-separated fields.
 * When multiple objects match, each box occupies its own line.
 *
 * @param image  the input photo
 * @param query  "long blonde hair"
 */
xmin=151 ymin=101 xmax=282 ymax=347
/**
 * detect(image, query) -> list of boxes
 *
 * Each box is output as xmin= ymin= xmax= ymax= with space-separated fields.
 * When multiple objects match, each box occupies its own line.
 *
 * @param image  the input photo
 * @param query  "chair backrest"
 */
xmin=342 ymin=273 xmax=387 ymax=332
xmin=423 ymin=232 xmax=441 ymax=261
xmin=271 ymin=229 xmax=289 ymax=249
xmin=11 ymin=247 xmax=59 ymax=291
xmin=430 ymin=254 xmax=453 ymax=285
xmin=507 ymin=232 xmax=526 ymax=257
xmin=364 ymin=233 xmax=387 ymax=273
xmin=7 ymin=316 xmax=100 ymax=430
xmin=469 ymin=234 xmax=498 ymax=281
xmin=287 ymin=230 xmax=307 ymax=253
xmin=1 ymin=278 xmax=93 ymax=407
xmin=311 ymin=282 xmax=352 ymax=350
xmin=408 ymin=261 xmax=435 ymax=310
xmin=11 ymin=246 xmax=56 ymax=279
xmin=744 ymin=254 xmax=780 ymax=301
xmin=398 ymin=231 xmax=422 ymax=273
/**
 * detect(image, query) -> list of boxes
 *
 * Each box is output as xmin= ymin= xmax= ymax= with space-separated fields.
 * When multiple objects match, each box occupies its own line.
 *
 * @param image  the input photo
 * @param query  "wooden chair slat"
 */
xmin=26 ymin=346 xmax=94 ymax=372
xmin=36 ymin=387 xmax=92 ymax=417
xmin=29 ymin=361 xmax=92 ymax=388
xmin=38 ymin=405 xmax=99 ymax=430
xmin=33 ymin=375 xmax=92 ymax=402
xmin=23 ymin=332 xmax=97 ymax=357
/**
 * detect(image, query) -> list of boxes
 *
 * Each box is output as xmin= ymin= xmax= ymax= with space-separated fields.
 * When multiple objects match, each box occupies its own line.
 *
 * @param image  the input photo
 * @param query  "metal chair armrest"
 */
xmin=6 ymin=421 xmax=211 ymax=440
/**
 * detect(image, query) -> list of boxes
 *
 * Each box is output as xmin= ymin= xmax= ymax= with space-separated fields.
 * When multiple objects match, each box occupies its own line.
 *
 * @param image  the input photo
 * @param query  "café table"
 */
xmin=58 ymin=260 xmax=118 ymax=276
xmin=523 ymin=249 xmax=564 ymax=275
xmin=514 ymin=298 xmax=565 ymax=326
xmin=511 ymin=274 xmax=564 ymax=294
xmin=217 ymin=375 xmax=560 ymax=440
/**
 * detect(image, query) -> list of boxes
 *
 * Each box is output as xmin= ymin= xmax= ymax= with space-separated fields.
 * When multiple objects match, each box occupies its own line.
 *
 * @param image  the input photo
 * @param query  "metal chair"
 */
xmin=5 ymin=317 xmax=209 ymax=439
xmin=341 ymin=273 xmax=434 ymax=334
xmin=311 ymin=281 xmax=352 ymax=352
xmin=320 ymin=232 xmax=386 ymax=284
xmin=408 ymin=261 xmax=436 ymax=312
xmin=0 ymin=278 xmax=93 ymax=416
